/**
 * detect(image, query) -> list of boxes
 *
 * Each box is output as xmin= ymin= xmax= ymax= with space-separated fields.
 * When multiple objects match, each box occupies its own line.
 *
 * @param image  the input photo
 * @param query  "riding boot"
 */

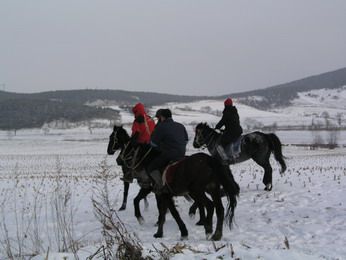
xmin=216 ymin=145 xmax=229 ymax=161
xmin=149 ymin=170 xmax=166 ymax=194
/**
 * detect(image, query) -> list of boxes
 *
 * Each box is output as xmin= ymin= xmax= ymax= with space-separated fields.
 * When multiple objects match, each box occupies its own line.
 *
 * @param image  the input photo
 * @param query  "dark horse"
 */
xmin=193 ymin=122 xmax=287 ymax=191
xmin=109 ymin=125 xmax=205 ymax=226
xmin=107 ymin=125 xmax=148 ymax=211
xmin=118 ymin=143 xmax=240 ymax=241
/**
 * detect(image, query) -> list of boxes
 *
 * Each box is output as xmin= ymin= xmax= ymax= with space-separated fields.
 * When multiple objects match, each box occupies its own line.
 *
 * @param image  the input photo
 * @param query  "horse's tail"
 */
xmin=266 ymin=133 xmax=287 ymax=173
xmin=209 ymin=156 xmax=240 ymax=230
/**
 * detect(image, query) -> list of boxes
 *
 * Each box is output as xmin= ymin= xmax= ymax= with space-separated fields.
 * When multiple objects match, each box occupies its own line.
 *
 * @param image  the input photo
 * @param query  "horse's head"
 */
xmin=107 ymin=125 xmax=130 ymax=155
xmin=193 ymin=122 xmax=216 ymax=148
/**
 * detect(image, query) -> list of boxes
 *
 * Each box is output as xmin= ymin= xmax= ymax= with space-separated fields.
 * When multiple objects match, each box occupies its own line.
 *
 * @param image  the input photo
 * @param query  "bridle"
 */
xmin=111 ymin=127 xmax=153 ymax=170
xmin=194 ymin=126 xmax=217 ymax=148
xmin=110 ymin=128 xmax=121 ymax=152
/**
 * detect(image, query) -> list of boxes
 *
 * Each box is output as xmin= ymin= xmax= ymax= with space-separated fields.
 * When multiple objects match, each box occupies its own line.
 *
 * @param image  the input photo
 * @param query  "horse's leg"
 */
xmin=154 ymin=195 xmax=167 ymax=238
xmin=154 ymin=193 xmax=161 ymax=226
xmin=188 ymin=201 xmax=198 ymax=219
xmin=143 ymin=196 xmax=149 ymax=211
xmin=167 ymin=194 xmax=188 ymax=240
xmin=260 ymin=161 xmax=273 ymax=191
xmin=155 ymin=194 xmax=188 ymax=240
xmin=196 ymin=204 xmax=206 ymax=226
xmin=253 ymin=155 xmax=273 ymax=191
xmin=133 ymin=187 xmax=151 ymax=225
xmin=210 ymin=190 xmax=224 ymax=241
xmin=119 ymin=181 xmax=129 ymax=211
xmin=189 ymin=201 xmax=206 ymax=226
xmin=192 ymin=191 xmax=214 ymax=239
xmin=263 ymin=162 xmax=273 ymax=191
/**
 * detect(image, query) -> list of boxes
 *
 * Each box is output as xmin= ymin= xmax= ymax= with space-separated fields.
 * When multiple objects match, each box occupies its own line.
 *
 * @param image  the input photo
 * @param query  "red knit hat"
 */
xmin=224 ymin=98 xmax=233 ymax=107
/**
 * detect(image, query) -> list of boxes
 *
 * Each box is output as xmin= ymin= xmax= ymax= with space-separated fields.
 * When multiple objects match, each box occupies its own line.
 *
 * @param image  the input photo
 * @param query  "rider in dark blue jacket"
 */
xmin=148 ymin=109 xmax=188 ymax=193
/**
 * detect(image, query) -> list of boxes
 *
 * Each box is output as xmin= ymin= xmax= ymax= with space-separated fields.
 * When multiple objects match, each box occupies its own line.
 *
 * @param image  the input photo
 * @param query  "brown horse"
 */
xmin=118 ymin=143 xmax=240 ymax=241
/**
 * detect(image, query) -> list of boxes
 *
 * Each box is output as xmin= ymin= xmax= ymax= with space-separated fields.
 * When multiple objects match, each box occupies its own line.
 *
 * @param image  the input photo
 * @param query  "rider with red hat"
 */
xmin=215 ymin=98 xmax=243 ymax=159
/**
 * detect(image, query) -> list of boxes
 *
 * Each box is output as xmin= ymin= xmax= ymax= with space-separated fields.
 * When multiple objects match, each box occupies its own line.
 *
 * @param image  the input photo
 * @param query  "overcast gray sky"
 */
xmin=1 ymin=0 xmax=346 ymax=96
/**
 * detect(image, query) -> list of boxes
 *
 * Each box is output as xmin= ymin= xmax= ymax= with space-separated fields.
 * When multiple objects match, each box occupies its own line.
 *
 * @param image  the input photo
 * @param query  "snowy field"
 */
xmin=1 ymin=133 xmax=345 ymax=259
xmin=0 ymin=99 xmax=346 ymax=259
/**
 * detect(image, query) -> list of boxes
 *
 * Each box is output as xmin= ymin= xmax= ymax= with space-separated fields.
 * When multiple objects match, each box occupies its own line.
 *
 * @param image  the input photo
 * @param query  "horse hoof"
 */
xmin=211 ymin=234 xmax=222 ymax=241
xmin=137 ymin=216 xmax=145 ymax=225
xmin=195 ymin=220 xmax=206 ymax=226
xmin=118 ymin=205 xmax=126 ymax=211
xmin=154 ymin=232 xmax=163 ymax=238
xmin=189 ymin=213 xmax=195 ymax=220
xmin=180 ymin=236 xmax=188 ymax=241
xmin=206 ymin=233 xmax=213 ymax=240
xmin=264 ymin=185 xmax=272 ymax=191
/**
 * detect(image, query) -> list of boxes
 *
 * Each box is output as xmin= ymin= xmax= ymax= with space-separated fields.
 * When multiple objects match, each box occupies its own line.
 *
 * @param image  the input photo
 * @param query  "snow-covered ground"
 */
xmin=0 ymin=96 xmax=345 ymax=259
xmin=1 ymin=134 xmax=345 ymax=259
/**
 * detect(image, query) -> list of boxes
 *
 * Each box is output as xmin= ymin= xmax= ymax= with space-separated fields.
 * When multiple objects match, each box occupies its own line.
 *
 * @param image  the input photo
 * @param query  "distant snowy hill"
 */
xmin=270 ymin=86 xmax=346 ymax=125
xmin=138 ymin=86 xmax=345 ymax=130
xmin=230 ymin=67 xmax=346 ymax=109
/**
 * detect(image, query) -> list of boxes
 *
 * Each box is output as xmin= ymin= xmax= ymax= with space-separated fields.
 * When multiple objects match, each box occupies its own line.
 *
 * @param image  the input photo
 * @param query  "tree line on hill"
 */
xmin=0 ymin=99 xmax=118 ymax=131
xmin=0 ymin=66 xmax=345 ymax=130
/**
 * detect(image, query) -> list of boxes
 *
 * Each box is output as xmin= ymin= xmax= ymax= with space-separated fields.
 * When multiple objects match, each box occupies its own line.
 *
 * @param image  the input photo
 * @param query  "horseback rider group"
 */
xmin=124 ymin=98 xmax=242 ymax=193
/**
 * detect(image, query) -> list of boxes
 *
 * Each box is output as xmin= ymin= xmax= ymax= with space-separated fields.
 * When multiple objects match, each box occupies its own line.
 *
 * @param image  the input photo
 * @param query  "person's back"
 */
xmin=122 ymin=103 xmax=155 ymax=183
xmin=215 ymin=98 xmax=243 ymax=146
xmin=215 ymin=98 xmax=243 ymax=161
xmin=148 ymin=109 xmax=188 ymax=193
xmin=150 ymin=116 xmax=188 ymax=161
xmin=131 ymin=103 xmax=155 ymax=144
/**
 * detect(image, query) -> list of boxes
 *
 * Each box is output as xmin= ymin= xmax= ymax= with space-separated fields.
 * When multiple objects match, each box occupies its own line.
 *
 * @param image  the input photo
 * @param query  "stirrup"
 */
xmin=216 ymin=145 xmax=228 ymax=161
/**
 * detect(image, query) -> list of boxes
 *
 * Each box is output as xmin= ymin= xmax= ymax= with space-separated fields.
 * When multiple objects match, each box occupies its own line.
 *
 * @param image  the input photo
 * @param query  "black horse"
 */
xmin=193 ymin=122 xmax=287 ymax=191
xmin=107 ymin=125 xmax=148 ymax=211
xmin=109 ymin=125 xmax=205 ymax=226
xmin=119 ymin=143 xmax=240 ymax=241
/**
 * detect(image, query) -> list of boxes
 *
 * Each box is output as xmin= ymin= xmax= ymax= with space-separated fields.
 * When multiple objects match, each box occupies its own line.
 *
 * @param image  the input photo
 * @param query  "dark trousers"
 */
xmin=147 ymin=154 xmax=171 ymax=175
xmin=220 ymin=129 xmax=242 ymax=147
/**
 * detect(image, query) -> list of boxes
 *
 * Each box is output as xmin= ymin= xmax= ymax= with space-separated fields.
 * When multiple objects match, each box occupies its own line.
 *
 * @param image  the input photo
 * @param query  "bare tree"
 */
xmin=336 ymin=112 xmax=343 ymax=126
xmin=327 ymin=129 xmax=340 ymax=149
xmin=321 ymin=111 xmax=330 ymax=128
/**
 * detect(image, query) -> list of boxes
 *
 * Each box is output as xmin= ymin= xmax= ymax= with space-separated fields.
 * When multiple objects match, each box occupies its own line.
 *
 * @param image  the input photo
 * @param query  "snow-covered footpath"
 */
xmin=0 ymin=127 xmax=345 ymax=260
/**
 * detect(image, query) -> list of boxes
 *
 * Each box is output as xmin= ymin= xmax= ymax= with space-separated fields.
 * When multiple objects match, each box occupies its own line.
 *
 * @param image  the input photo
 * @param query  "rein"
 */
xmin=130 ymin=146 xmax=153 ymax=170
xmin=118 ymin=141 xmax=135 ymax=168
xmin=196 ymin=128 xmax=217 ymax=148
xmin=111 ymin=129 xmax=121 ymax=152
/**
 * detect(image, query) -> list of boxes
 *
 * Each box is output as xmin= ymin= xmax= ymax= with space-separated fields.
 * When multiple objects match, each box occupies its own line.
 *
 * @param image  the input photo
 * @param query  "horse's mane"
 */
xmin=114 ymin=125 xmax=130 ymax=138
xmin=196 ymin=122 xmax=211 ymax=129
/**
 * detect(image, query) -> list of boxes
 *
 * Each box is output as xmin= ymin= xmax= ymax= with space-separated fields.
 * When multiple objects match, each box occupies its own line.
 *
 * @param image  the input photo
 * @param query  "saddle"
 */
xmin=223 ymin=135 xmax=243 ymax=159
xmin=162 ymin=157 xmax=187 ymax=190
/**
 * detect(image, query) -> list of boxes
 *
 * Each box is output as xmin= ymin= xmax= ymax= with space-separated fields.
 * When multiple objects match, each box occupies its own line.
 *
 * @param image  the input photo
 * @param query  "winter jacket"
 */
xmin=215 ymin=106 xmax=243 ymax=144
xmin=131 ymin=103 xmax=155 ymax=144
xmin=150 ymin=117 xmax=188 ymax=161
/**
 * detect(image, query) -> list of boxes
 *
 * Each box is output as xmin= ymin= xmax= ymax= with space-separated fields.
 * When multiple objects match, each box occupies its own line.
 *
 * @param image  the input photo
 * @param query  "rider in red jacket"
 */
xmin=122 ymin=103 xmax=155 ymax=183
xmin=131 ymin=103 xmax=155 ymax=145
